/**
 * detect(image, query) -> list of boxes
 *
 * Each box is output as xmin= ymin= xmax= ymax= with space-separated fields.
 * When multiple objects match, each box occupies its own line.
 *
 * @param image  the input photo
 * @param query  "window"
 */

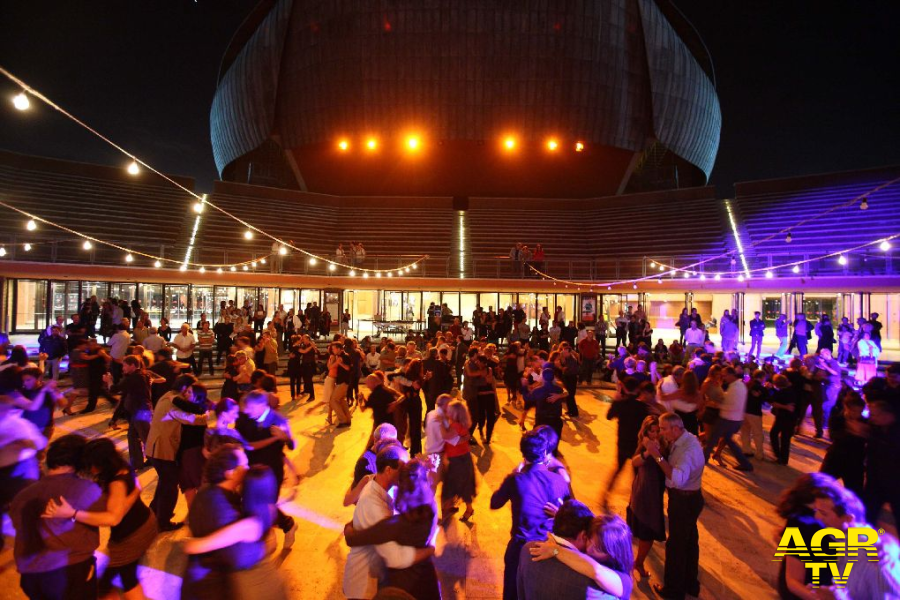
xmin=166 ymin=285 xmax=190 ymax=326
xmin=193 ymin=286 xmax=215 ymax=323
xmin=141 ymin=284 xmax=164 ymax=325
xmin=51 ymin=281 xmax=79 ymax=323
xmin=15 ymin=280 xmax=48 ymax=331
xmin=214 ymin=286 xmax=237 ymax=321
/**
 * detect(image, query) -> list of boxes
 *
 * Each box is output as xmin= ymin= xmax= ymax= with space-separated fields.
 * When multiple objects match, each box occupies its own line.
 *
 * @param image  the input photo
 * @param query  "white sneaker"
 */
xmin=283 ymin=522 xmax=297 ymax=549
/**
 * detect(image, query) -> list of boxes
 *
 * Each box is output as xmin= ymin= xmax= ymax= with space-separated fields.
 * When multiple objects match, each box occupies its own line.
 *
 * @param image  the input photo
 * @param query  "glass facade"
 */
xmin=15 ymin=280 xmax=48 ymax=331
xmin=141 ymin=284 xmax=164 ymax=324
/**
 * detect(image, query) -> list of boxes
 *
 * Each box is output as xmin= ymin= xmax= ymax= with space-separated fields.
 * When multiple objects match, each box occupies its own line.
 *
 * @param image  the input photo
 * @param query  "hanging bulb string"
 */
xmin=0 ymin=65 xmax=427 ymax=274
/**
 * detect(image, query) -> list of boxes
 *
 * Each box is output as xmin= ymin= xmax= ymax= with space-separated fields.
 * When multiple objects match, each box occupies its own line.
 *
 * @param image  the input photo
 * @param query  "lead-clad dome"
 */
xmin=211 ymin=0 xmax=721 ymax=197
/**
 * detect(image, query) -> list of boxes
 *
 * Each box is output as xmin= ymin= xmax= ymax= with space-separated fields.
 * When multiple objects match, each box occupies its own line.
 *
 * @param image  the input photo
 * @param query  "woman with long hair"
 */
xmin=699 ymin=364 xmax=724 ymax=445
xmin=182 ymin=449 xmax=288 ymax=600
xmin=658 ymin=370 xmax=702 ymax=435
xmin=158 ymin=317 xmax=172 ymax=342
xmin=627 ymin=416 xmax=666 ymax=579
xmin=529 ymin=513 xmax=634 ymax=599
xmin=175 ymin=382 xmax=211 ymax=508
xmin=441 ymin=400 xmax=476 ymax=523
xmin=42 ymin=437 xmax=157 ymax=600
xmin=344 ymin=459 xmax=440 ymax=599
xmin=503 ymin=342 xmax=522 ymax=406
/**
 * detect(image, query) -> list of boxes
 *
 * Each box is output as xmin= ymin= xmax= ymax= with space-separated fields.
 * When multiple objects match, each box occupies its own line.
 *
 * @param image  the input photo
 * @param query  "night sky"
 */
xmin=1 ymin=0 xmax=898 ymax=195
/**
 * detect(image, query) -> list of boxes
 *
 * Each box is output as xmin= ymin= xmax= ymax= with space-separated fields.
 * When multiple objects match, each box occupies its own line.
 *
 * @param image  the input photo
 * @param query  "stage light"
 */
xmin=199 ymin=266 xmax=206 ymax=273
xmin=125 ymin=253 xmax=134 ymax=263
xmin=792 ymin=265 xmax=800 ymax=274
xmin=243 ymin=230 xmax=253 ymax=240
xmin=338 ymin=139 xmax=349 ymax=151
xmin=329 ymin=264 xmax=336 ymax=272
xmin=785 ymin=232 xmax=792 ymax=243
xmin=546 ymin=139 xmax=559 ymax=152
xmin=309 ymin=257 xmax=318 ymax=266
xmin=26 ymin=219 xmax=37 ymax=231
xmin=406 ymin=136 xmax=421 ymax=151
xmin=278 ymin=246 xmax=287 ymax=255
xmin=82 ymin=240 xmax=92 ymax=250
xmin=193 ymin=202 xmax=204 ymax=213
xmin=765 ymin=271 xmax=773 ymax=279
xmin=860 ymin=197 xmax=868 ymax=210
xmin=503 ymin=137 xmax=516 ymax=151
xmin=575 ymin=142 xmax=584 ymax=152
xmin=127 ymin=160 xmax=140 ymax=175
xmin=366 ymin=138 xmax=378 ymax=151
xmin=23 ymin=243 xmax=32 ymax=252
xmin=838 ymin=254 xmax=847 ymax=265
xmin=13 ymin=92 xmax=30 ymax=111
xmin=154 ymin=260 xmax=162 ymax=268
xmin=880 ymin=240 xmax=891 ymax=251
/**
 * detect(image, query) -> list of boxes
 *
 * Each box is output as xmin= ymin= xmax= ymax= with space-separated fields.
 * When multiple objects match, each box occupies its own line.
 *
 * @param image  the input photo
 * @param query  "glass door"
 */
xmin=141 ymin=284 xmax=164 ymax=325
xmin=15 ymin=280 xmax=48 ymax=331
xmin=165 ymin=285 xmax=190 ymax=326
xmin=109 ymin=283 xmax=137 ymax=304
xmin=51 ymin=281 xmax=79 ymax=322
xmin=214 ymin=286 xmax=237 ymax=321
xmin=193 ymin=285 xmax=215 ymax=325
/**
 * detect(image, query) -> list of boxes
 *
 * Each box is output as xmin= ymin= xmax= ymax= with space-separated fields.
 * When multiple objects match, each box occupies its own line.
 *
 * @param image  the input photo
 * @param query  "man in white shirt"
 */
xmin=658 ymin=366 xmax=683 ymax=412
xmin=460 ymin=321 xmax=474 ymax=343
xmin=172 ymin=323 xmax=198 ymax=376
xmin=424 ymin=394 xmax=458 ymax=476
xmin=342 ymin=445 xmax=431 ymax=599
xmin=108 ymin=320 xmax=132 ymax=383
xmin=646 ymin=412 xmax=705 ymax=599
xmin=682 ymin=321 xmax=705 ymax=365
xmin=703 ymin=367 xmax=753 ymax=471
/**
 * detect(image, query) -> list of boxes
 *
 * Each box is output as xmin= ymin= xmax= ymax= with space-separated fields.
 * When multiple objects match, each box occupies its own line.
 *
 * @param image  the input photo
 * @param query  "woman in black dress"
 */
xmin=344 ymin=459 xmax=440 ymax=600
xmin=626 ymin=415 xmax=666 ymax=579
xmin=43 ymin=437 xmax=157 ymax=599
xmin=176 ymin=382 xmax=211 ymax=508
xmin=158 ymin=317 xmax=172 ymax=342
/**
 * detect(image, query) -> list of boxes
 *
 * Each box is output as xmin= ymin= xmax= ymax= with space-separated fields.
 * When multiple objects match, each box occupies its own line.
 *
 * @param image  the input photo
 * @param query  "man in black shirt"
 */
xmin=555 ymin=344 xmax=580 ymax=418
xmin=360 ymin=373 xmax=402 ymax=430
xmin=104 ymin=355 xmax=162 ymax=470
xmin=603 ymin=377 xmax=649 ymax=504
xmin=491 ymin=431 xmax=571 ymax=600
xmin=236 ymin=391 xmax=297 ymax=546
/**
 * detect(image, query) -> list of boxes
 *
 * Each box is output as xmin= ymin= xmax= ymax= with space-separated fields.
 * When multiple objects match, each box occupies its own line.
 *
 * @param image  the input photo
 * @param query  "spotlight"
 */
xmin=338 ymin=139 xmax=350 ymax=151
xmin=366 ymin=138 xmax=378 ymax=151
xmin=278 ymin=246 xmax=287 ymax=255
xmin=154 ymin=260 xmax=162 ymax=268
xmin=546 ymin=139 xmax=559 ymax=152
xmin=26 ymin=219 xmax=37 ymax=231
xmin=309 ymin=257 xmax=318 ymax=266
xmin=127 ymin=160 xmax=140 ymax=175
xmin=199 ymin=266 xmax=206 ymax=273
xmin=574 ymin=142 xmax=584 ymax=152
xmin=792 ymin=265 xmax=800 ymax=274
xmin=243 ymin=230 xmax=253 ymax=240
xmin=179 ymin=264 xmax=187 ymax=272
xmin=860 ymin=197 xmax=868 ymax=210
xmin=329 ymin=264 xmax=336 ymax=272
xmin=125 ymin=253 xmax=134 ymax=263
xmin=880 ymin=240 xmax=891 ymax=251
xmin=838 ymin=254 xmax=847 ymax=265
xmin=406 ymin=136 xmax=421 ymax=151
xmin=503 ymin=136 xmax=516 ymax=151
xmin=82 ymin=240 xmax=92 ymax=250
xmin=765 ymin=271 xmax=773 ymax=279
xmin=193 ymin=202 xmax=204 ymax=213
xmin=12 ymin=92 xmax=30 ymax=111
xmin=23 ymin=243 xmax=32 ymax=252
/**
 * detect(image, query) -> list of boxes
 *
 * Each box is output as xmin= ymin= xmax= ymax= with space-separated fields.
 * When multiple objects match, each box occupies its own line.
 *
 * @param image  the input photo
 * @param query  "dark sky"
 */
xmin=1 ymin=0 xmax=899 ymax=195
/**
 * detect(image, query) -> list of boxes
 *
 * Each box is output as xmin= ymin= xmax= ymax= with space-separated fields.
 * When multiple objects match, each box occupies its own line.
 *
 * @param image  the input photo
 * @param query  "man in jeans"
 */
xmin=103 ymin=355 xmax=163 ymax=470
xmin=703 ymin=367 xmax=753 ymax=472
xmin=10 ymin=434 xmax=105 ymax=600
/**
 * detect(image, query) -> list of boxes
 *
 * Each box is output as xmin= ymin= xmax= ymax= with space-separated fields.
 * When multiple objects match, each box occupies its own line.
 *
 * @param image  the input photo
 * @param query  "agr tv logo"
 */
xmin=774 ymin=526 xmax=881 ymax=587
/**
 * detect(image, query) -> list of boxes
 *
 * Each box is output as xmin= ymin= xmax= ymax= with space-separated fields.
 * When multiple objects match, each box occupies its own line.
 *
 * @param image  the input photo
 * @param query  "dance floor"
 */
xmin=0 ymin=381 xmax=843 ymax=599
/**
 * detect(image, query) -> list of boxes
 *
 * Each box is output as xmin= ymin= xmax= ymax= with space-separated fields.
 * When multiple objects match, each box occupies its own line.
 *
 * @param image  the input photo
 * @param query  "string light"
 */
xmin=242 ymin=265 xmax=248 ymax=271
xmin=243 ymin=230 xmax=253 ymax=240
xmin=251 ymin=261 xmax=257 ymax=268
xmin=404 ymin=267 xmax=410 ymax=273
xmin=230 ymin=265 xmax=236 ymax=272
xmin=199 ymin=266 xmax=206 ymax=273
xmin=23 ymin=243 xmax=32 ymax=251
xmin=792 ymin=265 xmax=800 ymax=274
xmin=880 ymin=240 xmax=891 ymax=251
xmin=26 ymin=219 xmax=37 ymax=231
xmin=260 ymin=258 xmax=266 ymax=264
xmin=0 ymin=247 xmax=6 ymax=257
xmin=785 ymin=232 xmax=792 ymax=243
xmin=838 ymin=254 xmax=847 ymax=265
xmin=349 ymin=269 xmax=356 ymax=276
xmin=632 ymin=284 xmax=637 ymax=289
xmin=650 ymin=261 xmax=656 ymax=267
xmin=363 ymin=272 xmax=369 ymax=278
xmin=376 ymin=272 xmax=382 ymax=278
xmin=154 ymin=260 xmax=162 ymax=268
xmin=309 ymin=257 xmax=318 ymax=266
xmin=737 ymin=274 xmax=745 ymax=282
xmin=216 ymin=267 xmax=223 ymax=273
xmin=860 ymin=197 xmax=868 ymax=210
xmin=12 ymin=92 xmax=30 ymax=111
xmin=699 ymin=274 xmax=706 ymax=280
xmin=125 ymin=253 xmax=134 ymax=263
xmin=278 ymin=246 xmax=287 ymax=255
xmin=714 ymin=274 xmax=721 ymax=281
xmin=82 ymin=240 xmax=92 ymax=250
xmin=179 ymin=264 xmax=187 ymax=272
xmin=765 ymin=270 xmax=773 ymax=279
xmin=126 ymin=160 xmax=140 ymax=175
xmin=387 ymin=272 xmax=393 ymax=277
xmin=412 ymin=264 xmax=417 ymax=270
xmin=328 ymin=264 xmax=336 ymax=272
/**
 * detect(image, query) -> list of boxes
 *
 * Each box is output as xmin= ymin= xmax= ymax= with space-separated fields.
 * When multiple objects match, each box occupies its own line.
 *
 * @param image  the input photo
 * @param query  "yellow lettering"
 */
xmin=847 ymin=527 xmax=880 ymax=561
xmin=776 ymin=527 xmax=810 ymax=559
xmin=811 ymin=528 xmax=844 ymax=560
xmin=828 ymin=562 xmax=854 ymax=587
xmin=805 ymin=562 xmax=828 ymax=586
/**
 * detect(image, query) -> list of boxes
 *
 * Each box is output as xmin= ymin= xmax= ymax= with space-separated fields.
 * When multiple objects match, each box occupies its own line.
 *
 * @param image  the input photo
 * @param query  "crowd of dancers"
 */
xmin=0 ymin=300 xmax=898 ymax=599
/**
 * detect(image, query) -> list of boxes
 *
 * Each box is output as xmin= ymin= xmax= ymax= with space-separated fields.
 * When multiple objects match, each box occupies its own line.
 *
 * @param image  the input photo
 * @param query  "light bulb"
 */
xmin=82 ymin=240 xmax=92 ymax=250
xmin=251 ymin=261 xmax=257 ymax=268
xmin=278 ymin=246 xmax=287 ymax=255
xmin=193 ymin=202 xmax=204 ymax=213
xmin=309 ymin=258 xmax=318 ymax=266
xmin=607 ymin=286 xmax=612 ymax=291
xmin=880 ymin=240 xmax=891 ymax=251
xmin=338 ymin=139 xmax=350 ymax=151
xmin=683 ymin=272 xmax=690 ymax=278
xmin=366 ymin=138 xmax=377 ymax=150
xmin=575 ymin=142 xmax=584 ymax=152
xmin=329 ymin=264 xmax=336 ymax=272
xmin=792 ymin=265 xmax=800 ymax=274
xmin=659 ymin=265 xmax=665 ymax=271
xmin=26 ymin=219 xmax=37 ymax=231
xmin=0 ymin=247 xmax=6 ymax=257
xmin=838 ymin=255 xmax=847 ymax=265
xmin=406 ymin=136 xmax=421 ymax=151
xmin=650 ymin=261 xmax=656 ymax=267
xmin=127 ymin=160 xmax=140 ymax=175
xmin=397 ymin=271 xmax=403 ymax=277
xmin=154 ymin=260 xmax=162 ymax=268
xmin=216 ymin=267 xmax=223 ymax=273
xmin=243 ymin=230 xmax=253 ymax=240
xmin=657 ymin=279 xmax=662 ymax=284
xmin=260 ymin=258 xmax=266 ymax=264
xmin=349 ymin=270 xmax=356 ymax=276
xmin=503 ymin=137 xmax=516 ymax=150
xmin=730 ymin=258 xmax=737 ymax=266
xmin=404 ymin=267 xmax=410 ymax=273
xmin=714 ymin=274 xmax=721 ymax=281
xmin=412 ymin=264 xmax=417 ymax=270
xmin=199 ymin=266 xmax=206 ymax=273
xmin=387 ymin=272 xmax=393 ymax=277
xmin=230 ymin=266 xmax=236 ymax=272
xmin=632 ymin=284 xmax=638 ymax=290
xmin=125 ymin=253 xmax=134 ymax=263
xmin=242 ymin=265 xmax=248 ymax=271
xmin=737 ymin=274 xmax=745 ymax=282
xmin=546 ymin=139 xmax=559 ymax=151
xmin=785 ymin=232 xmax=792 ymax=243
xmin=699 ymin=274 xmax=706 ymax=281
xmin=179 ymin=264 xmax=187 ymax=272
xmin=23 ymin=243 xmax=32 ymax=252
xmin=363 ymin=272 xmax=369 ymax=278
xmin=765 ymin=271 xmax=773 ymax=279
xmin=13 ymin=92 xmax=30 ymax=111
